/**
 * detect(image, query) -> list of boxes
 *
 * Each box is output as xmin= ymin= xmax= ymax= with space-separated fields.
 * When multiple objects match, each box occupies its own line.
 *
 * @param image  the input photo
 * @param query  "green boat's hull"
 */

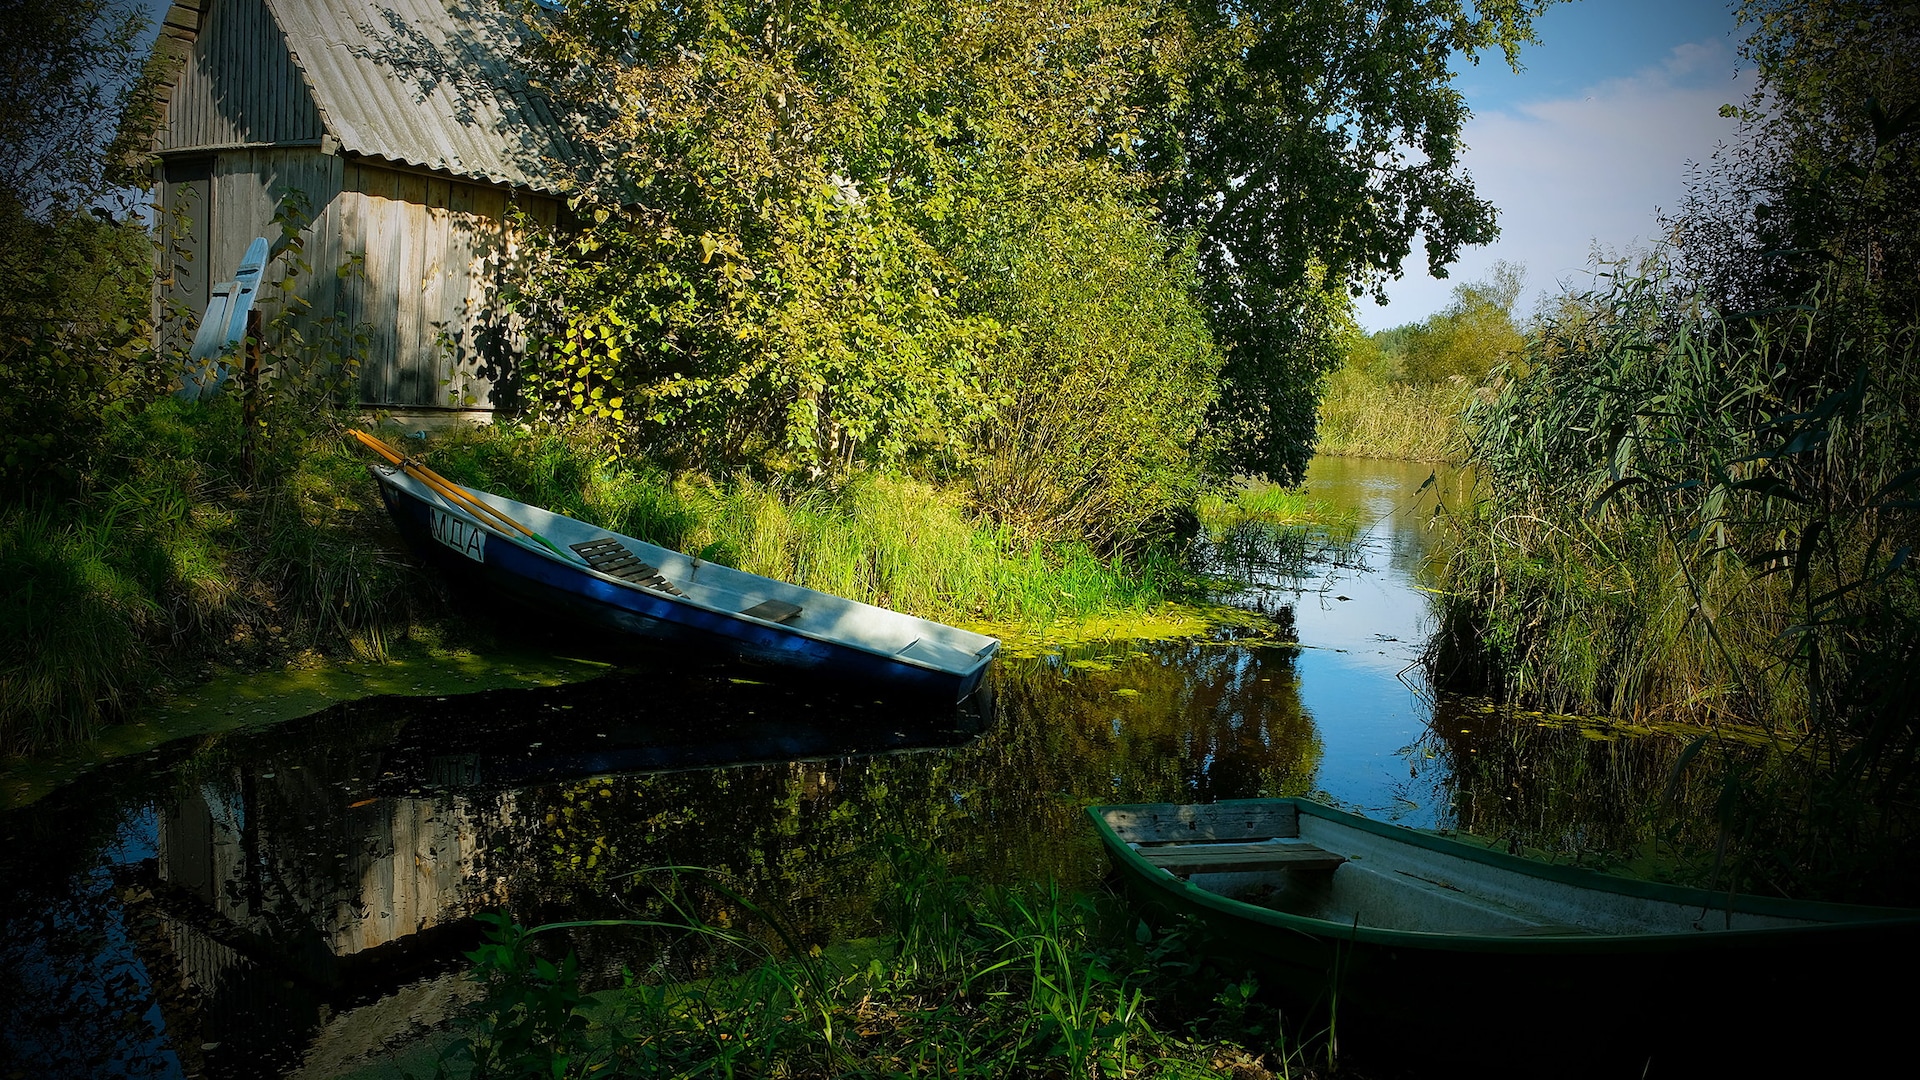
xmin=1090 ymin=799 xmax=1920 ymax=1069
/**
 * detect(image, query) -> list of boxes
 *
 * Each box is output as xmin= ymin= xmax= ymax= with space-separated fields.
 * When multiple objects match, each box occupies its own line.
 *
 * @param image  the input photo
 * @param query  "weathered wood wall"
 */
xmin=157 ymin=149 xmax=557 ymax=410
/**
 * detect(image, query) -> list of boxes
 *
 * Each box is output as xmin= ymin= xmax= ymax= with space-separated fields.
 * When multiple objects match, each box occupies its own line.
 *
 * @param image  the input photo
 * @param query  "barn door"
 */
xmin=161 ymin=156 xmax=214 ymax=355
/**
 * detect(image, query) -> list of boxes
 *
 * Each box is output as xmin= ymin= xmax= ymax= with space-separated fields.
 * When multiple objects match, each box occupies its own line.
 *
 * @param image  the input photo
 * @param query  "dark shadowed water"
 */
xmin=0 ymin=457 xmax=1673 ymax=1078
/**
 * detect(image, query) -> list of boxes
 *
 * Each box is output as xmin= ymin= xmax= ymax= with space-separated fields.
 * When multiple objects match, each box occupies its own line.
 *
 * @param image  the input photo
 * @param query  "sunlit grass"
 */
xmin=1194 ymin=484 xmax=1359 ymax=536
xmin=0 ymin=399 xmax=436 ymax=755
xmin=453 ymin=843 xmax=1326 ymax=1079
xmin=1314 ymin=366 xmax=1470 ymax=461
xmin=429 ymin=424 xmax=1203 ymax=631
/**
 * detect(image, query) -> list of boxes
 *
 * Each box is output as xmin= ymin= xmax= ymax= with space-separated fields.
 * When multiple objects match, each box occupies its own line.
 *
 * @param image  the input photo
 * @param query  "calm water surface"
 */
xmin=2 ymin=456 xmax=1629 ymax=1078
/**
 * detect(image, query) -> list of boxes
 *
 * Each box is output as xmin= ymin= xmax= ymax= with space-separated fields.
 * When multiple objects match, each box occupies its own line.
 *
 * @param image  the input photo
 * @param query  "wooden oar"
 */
xmin=349 ymin=429 xmax=578 ymax=563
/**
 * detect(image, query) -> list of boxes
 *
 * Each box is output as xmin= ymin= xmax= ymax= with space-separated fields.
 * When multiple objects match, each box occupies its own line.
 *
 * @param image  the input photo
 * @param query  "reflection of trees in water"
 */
xmin=476 ymin=638 xmax=1324 ymax=978
xmin=2 ymin=638 xmax=1326 ymax=1066
xmin=1421 ymin=696 xmax=1673 ymax=861
xmin=1426 ymin=698 xmax=1920 ymax=901
xmin=1422 ymin=695 xmax=1786 ymax=880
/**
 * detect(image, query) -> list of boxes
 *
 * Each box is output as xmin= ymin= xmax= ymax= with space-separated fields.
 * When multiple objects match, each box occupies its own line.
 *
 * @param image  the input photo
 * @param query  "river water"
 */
xmin=0 ymin=456 xmax=1640 ymax=1078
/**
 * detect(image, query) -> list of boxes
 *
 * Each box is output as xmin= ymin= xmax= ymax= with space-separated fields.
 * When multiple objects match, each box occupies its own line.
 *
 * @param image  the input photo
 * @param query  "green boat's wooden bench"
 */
xmin=1104 ymin=803 xmax=1346 ymax=877
xmin=1131 ymin=839 xmax=1347 ymax=876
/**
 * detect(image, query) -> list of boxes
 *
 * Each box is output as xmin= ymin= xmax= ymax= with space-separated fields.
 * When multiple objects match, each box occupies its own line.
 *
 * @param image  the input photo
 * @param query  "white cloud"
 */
xmin=1358 ymin=39 xmax=1752 ymax=331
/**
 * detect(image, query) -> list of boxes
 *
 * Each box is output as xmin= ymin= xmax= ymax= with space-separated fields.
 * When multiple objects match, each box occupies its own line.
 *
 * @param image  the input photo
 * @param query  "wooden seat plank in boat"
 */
xmin=1137 ymin=839 xmax=1346 ymax=876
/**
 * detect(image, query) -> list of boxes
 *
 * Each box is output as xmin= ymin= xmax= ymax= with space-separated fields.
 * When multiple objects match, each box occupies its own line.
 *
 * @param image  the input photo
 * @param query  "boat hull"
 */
xmin=373 ymin=465 xmax=995 ymax=701
xmin=1091 ymin=799 xmax=1920 ymax=1066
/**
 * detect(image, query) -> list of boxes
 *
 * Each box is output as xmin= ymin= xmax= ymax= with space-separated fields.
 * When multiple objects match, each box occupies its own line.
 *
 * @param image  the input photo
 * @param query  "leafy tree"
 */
xmin=517 ymin=0 xmax=1222 ymax=543
xmin=0 ymin=0 xmax=158 ymax=497
xmin=516 ymin=0 xmax=1550 ymax=541
xmin=0 ymin=0 xmax=150 ymax=224
xmin=967 ymin=201 xmax=1219 ymax=549
xmin=1141 ymin=0 xmax=1552 ymax=482
xmin=1400 ymin=260 xmax=1526 ymax=383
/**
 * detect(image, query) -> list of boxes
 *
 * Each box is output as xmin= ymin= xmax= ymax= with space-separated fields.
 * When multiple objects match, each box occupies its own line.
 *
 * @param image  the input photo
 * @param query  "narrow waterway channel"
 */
xmin=1 ymin=456 xmax=1661 ymax=1078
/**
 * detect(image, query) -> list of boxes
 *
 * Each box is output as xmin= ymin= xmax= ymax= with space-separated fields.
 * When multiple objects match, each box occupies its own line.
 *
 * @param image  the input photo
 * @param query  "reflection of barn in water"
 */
xmin=132 ymin=761 xmax=510 ymax=1076
xmin=109 ymin=669 xmax=989 ymax=1075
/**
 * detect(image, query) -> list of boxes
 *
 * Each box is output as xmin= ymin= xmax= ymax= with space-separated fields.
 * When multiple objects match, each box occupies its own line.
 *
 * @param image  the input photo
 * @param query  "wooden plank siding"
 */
xmin=161 ymin=0 xmax=324 ymax=153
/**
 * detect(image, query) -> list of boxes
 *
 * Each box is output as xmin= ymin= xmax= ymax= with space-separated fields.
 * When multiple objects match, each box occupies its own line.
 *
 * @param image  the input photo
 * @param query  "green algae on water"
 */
xmin=1 ymin=646 xmax=611 ymax=810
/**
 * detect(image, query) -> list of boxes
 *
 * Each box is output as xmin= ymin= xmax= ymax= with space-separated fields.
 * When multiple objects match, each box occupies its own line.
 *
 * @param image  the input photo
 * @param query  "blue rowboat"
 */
xmin=370 ymin=463 xmax=999 ymax=701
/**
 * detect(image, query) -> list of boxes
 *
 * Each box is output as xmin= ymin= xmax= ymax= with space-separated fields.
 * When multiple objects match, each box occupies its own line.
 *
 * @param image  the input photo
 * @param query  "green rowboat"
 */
xmin=1089 ymin=798 xmax=1920 ymax=1069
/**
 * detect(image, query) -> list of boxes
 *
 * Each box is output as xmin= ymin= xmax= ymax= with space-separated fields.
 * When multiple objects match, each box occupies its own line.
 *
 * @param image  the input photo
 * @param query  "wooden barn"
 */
xmin=145 ymin=0 xmax=582 ymax=413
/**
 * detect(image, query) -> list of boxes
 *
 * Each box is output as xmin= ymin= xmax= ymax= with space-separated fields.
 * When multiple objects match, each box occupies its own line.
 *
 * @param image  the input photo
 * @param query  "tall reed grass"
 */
xmin=1425 ymin=503 xmax=1801 ymax=728
xmin=1313 ymin=367 xmax=1469 ymax=461
xmin=0 ymin=510 xmax=156 ymax=749
xmin=428 ymin=424 xmax=1192 ymax=629
xmin=0 ymin=399 xmax=432 ymax=755
xmin=1433 ymin=258 xmax=1920 ymax=896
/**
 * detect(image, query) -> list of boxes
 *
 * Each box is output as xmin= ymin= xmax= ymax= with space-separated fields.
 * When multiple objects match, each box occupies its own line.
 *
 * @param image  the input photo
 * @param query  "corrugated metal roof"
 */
xmin=264 ymin=0 xmax=582 ymax=194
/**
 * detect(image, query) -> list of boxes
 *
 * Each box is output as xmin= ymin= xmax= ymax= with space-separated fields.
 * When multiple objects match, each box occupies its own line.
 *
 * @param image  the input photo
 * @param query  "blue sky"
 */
xmin=1360 ymin=0 xmax=1754 ymax=331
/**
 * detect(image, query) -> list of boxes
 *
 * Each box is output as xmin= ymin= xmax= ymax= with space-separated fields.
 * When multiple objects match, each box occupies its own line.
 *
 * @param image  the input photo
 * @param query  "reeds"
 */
xmin=1312 ymin=367 xmax=1470 ymax=462
xmin=1430 ymin=260 xmax=1920 ymax=896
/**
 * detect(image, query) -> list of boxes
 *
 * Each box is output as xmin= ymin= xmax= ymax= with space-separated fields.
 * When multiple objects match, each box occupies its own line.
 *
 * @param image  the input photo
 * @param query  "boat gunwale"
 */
xmin=1089 ymin=798 xmax=1920 ymax=954
xmin=373 ymin=465 xmax=998 ymax=680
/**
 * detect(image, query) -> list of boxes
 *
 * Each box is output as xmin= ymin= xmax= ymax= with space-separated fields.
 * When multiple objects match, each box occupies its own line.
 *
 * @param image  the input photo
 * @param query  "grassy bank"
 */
xmin=1312 ymin=367 xmax=1468 ymax=461
xmin=3 ymin=408 xmax=1325 ymax=759
xmin=1 ymin=398 xmax=431 ymax=755
xmin=424 ymin=424 xmax=1195 ymax=632
xmin=435 ymin=845 xmax=1329 ymax=1080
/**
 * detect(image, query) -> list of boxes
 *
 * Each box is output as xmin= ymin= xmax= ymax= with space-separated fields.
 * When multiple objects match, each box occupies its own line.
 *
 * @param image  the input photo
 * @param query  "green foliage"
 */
xmin=450 ymin=844 xmax=1320 ymax=1078
xmin=0 ymin=3 xmax=161 ymax=496
xmin=1431 ymin=0 xmax=1920 ymax=893
xmin=0 ymin=508 xmax=157 ymax=750
xmin=0 ymin=0 xmax=151 ymax=223
xmin=1197 ymin=265 xmax=1354 ymax=486
xmin=1312 ymin=265 xmax=1524 ymax=461
xmin=1314 ymin=367 xmax=1470 ymax=462
xmin=0 ymin=211 xmax=160 ymax=495
xmin=460 ymin=913 xmax=595 ymax=1078
xmin=968 ymin=205 xmax=1220 ymax=549
xmin=516 ymin=0 xmax=1036 ymax=476
xmin=1398 ymin=261 xmax=1526 ymax=384
xmin=1193 ymin=486 xmax=1357 ymax=537
xmin=1146 ymin=0 xmax=1552 ymax=482
xmin=517 ymin=0 xmax=1553 ymax=536
xmin=0 ymin=398 xmax=434 ymax=754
